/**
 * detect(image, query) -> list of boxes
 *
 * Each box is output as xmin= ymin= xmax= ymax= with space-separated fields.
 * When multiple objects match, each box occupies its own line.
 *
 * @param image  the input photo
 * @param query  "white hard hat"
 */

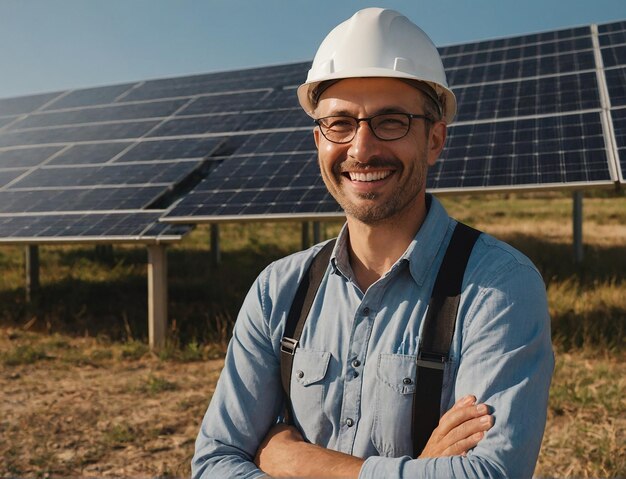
xmin=297 ymin=8 xmax=457 ymax=124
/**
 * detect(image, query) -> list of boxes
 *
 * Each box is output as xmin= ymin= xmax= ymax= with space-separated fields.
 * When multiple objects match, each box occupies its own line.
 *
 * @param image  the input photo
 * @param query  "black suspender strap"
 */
xmin=412 ymin=222 xmax=481 ymax=457
xmin=280 ymin=239 xmax=336 ymax=423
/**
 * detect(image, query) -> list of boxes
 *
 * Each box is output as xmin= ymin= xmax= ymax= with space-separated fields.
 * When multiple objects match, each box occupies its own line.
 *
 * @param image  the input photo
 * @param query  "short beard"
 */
xmin=325 ymin=152 xmax=429 ymax=225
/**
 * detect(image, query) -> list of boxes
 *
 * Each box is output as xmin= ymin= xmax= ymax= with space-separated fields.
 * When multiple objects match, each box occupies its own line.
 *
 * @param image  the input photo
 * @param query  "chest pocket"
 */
xmin=290 ymin=348 xmax=331 ymax=443
xmin=371 ymin=353 xmax=417 ymax=457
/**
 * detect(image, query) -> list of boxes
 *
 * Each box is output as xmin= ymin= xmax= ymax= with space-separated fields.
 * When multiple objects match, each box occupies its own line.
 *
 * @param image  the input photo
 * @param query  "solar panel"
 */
xmin=0 ymin=170 xmax=27 ymax=188
xmin=599 ymin=20 xmax=626 ymax=183
xmin=114 ymin=137 xmax=226 ymax=162
xmin=160 ymin=21 xmax=622 ymax=222
xmin=0 ymin=145 xmax=64 ymax=167
xmin=0 ymin=91 xmax=62 ymax=116
xmin=1 ymin=19 xmax=623 ymax=235
xmin=42 ymin=83 xmax=137 ymax=110
xmin=47 ymin=142 xmax=132 ymax=165
xmin=0 ymin=187 xmax=165 ymax=213
xmin=0 ymin=211 xmax=189 ymax=243
xmin=611 ymin=108 xmax=626 ymax=182
xmin=430 ymin=112 xmax=611 ymax=190
xmin=11 ymin=98 xmax=189 ymax=130
xmin=11 ymin=161 xmax=201 ymax=188
xmin=0 ymin=120 xmax=160 ymax=148
xmin=178 ymin=90 xmax=270 ymax=115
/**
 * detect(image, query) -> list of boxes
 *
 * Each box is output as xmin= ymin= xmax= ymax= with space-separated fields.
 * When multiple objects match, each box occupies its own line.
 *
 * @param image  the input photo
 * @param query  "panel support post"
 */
xmin=147 ymin=245 xmax=168 ymax=350
xmin=573 ymin=191 xmax=584 ymax=264
xmin=301 ymin=222 xmax=310 ymax=249
xmin=210 ymin=224 xmax=221 ymax=266
xmin=313 ymin=221 xmax=321 ymax=245
xmin=25 ymin=245 xmax=40 ymax=304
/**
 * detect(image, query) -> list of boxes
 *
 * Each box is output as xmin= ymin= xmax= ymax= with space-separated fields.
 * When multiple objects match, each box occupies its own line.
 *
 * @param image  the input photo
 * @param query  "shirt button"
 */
xmin=351 ymin=359 xmax=361 ymax=368
xmin=362 ymin=307 xmax=370 ymax=316
xmin=296 ymin=370 xmax=304 ymax=379
xmin=345 ymin=418 xmax=354 ymax=427
xmin=403 ymin=377 xmax=413 ymax=385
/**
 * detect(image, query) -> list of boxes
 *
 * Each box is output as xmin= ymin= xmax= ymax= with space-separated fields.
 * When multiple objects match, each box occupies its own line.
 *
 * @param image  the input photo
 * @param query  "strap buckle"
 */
xmin=416 ymin=351 xmax=446 ymax=370
xmin=280 ymin=337 xmax=299 ymax=355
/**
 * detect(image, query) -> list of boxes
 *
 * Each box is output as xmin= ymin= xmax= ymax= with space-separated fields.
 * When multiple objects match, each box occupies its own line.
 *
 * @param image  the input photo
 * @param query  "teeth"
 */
xmin=348 ymin=170 xmax=392 ymax=182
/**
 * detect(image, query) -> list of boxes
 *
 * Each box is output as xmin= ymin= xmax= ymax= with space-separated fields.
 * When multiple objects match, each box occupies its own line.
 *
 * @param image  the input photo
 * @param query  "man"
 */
xmin=193 ymin=8 xmax=553 ymax=479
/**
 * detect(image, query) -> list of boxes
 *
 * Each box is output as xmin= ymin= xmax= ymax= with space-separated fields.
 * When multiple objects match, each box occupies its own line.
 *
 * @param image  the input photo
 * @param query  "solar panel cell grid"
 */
xmin=598 ymin=20 xmax=626 ymax=35
xmin=430 ymin=112 xmax=610 ymax=190
xmin=0 ymin=121 xmax=160 ymax=148
xmin=0 ymin=170 xmax=27 ymax=188
xmin=12 ymin=99 xmax=189 ymax=130
xmin=0 ymin=117 xmax=18 ymax=129
xmin=601 ymin=45 xmax=626 ymax=68
xmin=442 ymin=36 xmax=593 ymax=72
xmin=599 ymin=30 xmax=626 ymax=47
xmin=0 ymin=92 xmax=62 ymax=116
xmin=42 ymin=83 xmax=138 ymax=110
xmin=611 ymin=108 xmax=626 ymax=180
xmin=12 ymin=161 xmax=201 ymax=189
xmin=254 ymin=89 xmax=301 ymax=110
xmin=454 ymin=72 xmax=600 ymax=121
xmin=234 ymin=130 xmax=315 ymax=155
xmin=151 ymin=113 xmax=244 ymax=137
xmin=47 ymin=142 xmax=132 ymax=165
xmin=0 ymin=145 xmax=64 ymax=168
xmin=238 ymin=109 xmax=312 ymax=131
xmin=0 ymin=187 xmax=164 ymax=213
xmin=114 ymin=137 xmax=224 ymax=162
xmin=123 ymin=63 xmax=308 ymax=102
xmin=178 ymin=91 xmax=269 ymax=115
xmin=447 ymin=51 xmax=596 ymax=86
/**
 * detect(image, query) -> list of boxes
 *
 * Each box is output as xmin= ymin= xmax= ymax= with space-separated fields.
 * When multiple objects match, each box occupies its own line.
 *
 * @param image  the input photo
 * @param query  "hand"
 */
xmin=419 ymin=395 xmax=493 ymax=458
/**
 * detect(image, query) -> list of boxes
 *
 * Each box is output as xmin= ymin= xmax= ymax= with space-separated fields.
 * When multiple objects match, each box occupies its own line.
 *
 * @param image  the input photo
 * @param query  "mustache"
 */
xmin=337 ymin=158 xmax=402 ymax=173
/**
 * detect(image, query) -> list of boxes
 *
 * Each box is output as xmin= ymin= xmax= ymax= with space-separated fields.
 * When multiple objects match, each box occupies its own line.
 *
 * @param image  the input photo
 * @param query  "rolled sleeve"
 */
xmin=192 ymin=266 xmax=283 ymax=479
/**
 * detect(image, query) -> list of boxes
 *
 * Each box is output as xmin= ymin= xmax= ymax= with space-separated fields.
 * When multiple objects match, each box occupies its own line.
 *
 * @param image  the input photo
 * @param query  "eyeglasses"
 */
xmin=314 ymin=113 xmax=433 ymax=144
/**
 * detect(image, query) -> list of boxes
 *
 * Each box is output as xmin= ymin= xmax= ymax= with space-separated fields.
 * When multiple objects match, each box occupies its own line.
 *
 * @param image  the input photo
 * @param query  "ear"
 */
xmin=426 ymin=121 xmax=447 ymax=166
xmin=313 ymin=126 xmax=321 ymax=150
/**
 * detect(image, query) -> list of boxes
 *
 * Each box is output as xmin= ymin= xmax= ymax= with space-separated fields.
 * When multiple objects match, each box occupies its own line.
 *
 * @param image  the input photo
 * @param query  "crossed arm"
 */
xmin=255 ymin=395 xmax=493 ymax=478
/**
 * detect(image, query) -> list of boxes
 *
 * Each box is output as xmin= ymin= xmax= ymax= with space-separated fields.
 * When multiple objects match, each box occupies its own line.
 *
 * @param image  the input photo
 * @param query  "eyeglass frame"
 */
xmin=313 ymin=112 xmax=434 ymax=144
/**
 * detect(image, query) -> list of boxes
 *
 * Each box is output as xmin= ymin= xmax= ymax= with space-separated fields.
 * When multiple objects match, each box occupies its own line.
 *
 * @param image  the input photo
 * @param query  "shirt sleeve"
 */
xmin=359 ymin=259 xmax=555 ymax=479
xmin=192 ymin=265 xmax=283 ymax=479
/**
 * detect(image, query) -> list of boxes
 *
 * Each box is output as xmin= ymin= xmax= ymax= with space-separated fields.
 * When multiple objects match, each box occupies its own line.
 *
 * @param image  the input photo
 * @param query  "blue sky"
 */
xmin=0 ymin=0 xmax=624 ymax=100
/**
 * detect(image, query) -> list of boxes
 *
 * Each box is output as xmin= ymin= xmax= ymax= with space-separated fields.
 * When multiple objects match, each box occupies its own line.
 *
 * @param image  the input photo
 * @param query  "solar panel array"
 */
xmin=0 ymin=20 xmax=623 ymax=237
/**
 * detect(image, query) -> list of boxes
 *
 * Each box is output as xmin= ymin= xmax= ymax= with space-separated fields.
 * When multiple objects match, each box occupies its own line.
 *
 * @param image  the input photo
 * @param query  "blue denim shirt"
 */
xmin=192 ymin=195 xmax=554 ymax=479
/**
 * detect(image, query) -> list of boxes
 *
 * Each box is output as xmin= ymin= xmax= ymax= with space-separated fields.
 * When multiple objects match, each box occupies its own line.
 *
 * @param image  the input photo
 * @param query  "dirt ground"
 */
xmin=0 ymin=330 xmax=223 ymax=478
xmin=2 ymin=328 xmax=624 ymax=478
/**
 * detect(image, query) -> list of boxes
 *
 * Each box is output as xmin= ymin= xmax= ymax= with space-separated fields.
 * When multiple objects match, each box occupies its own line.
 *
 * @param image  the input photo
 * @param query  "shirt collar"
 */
xmin=400 ymin=195 xmax=451 ymax=286
xmin=330 ymin=222 xmax=352 ymax=279
xmin=330 ymin=194 xmax=452 ymax=286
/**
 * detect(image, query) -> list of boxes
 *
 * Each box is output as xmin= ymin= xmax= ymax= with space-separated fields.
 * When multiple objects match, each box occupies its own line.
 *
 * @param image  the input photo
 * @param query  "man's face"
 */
xmin=313 ymin=77 xmax=446 ymax=225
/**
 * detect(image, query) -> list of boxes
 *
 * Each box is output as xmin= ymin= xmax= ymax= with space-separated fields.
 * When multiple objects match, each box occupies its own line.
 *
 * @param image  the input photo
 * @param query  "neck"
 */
xmin=346 ymin=196 xmax=429 ymax=291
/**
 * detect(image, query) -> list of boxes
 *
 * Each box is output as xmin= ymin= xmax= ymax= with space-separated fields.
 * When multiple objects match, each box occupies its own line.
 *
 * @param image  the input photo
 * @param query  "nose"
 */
xmin=347 ymin=119 xmax=383 ymax=162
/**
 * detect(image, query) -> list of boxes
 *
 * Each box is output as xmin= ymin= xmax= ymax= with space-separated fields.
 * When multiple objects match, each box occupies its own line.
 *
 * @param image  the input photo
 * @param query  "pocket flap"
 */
xmin=377 ymin=353 xmax=417 ymax=394
xmin=292 ymin=349 xmax=331 ymax=386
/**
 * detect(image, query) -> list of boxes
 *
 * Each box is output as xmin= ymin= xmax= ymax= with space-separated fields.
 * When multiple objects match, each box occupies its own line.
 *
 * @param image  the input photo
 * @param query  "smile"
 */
xmin=347 ymin=170 xmax=393 ymax=182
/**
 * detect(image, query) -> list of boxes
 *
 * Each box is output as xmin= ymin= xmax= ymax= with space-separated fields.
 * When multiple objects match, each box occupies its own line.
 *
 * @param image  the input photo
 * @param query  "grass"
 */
xmin=0 ymin=191 xmax=624 ymax=477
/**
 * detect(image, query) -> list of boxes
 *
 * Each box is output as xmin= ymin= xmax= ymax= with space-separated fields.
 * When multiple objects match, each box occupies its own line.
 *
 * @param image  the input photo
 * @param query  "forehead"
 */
xmin=316 ymin=77 xmax=424 ymax=116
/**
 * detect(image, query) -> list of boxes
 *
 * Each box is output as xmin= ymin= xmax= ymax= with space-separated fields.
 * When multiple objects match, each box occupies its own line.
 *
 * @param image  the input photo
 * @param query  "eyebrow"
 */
xmin=323 ymin=106 xmax=413 ymax=117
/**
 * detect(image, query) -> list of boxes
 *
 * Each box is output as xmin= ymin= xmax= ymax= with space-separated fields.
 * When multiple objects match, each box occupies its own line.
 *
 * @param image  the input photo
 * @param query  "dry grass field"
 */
xmin=0 ymin=192 xmax=624 ymax=478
